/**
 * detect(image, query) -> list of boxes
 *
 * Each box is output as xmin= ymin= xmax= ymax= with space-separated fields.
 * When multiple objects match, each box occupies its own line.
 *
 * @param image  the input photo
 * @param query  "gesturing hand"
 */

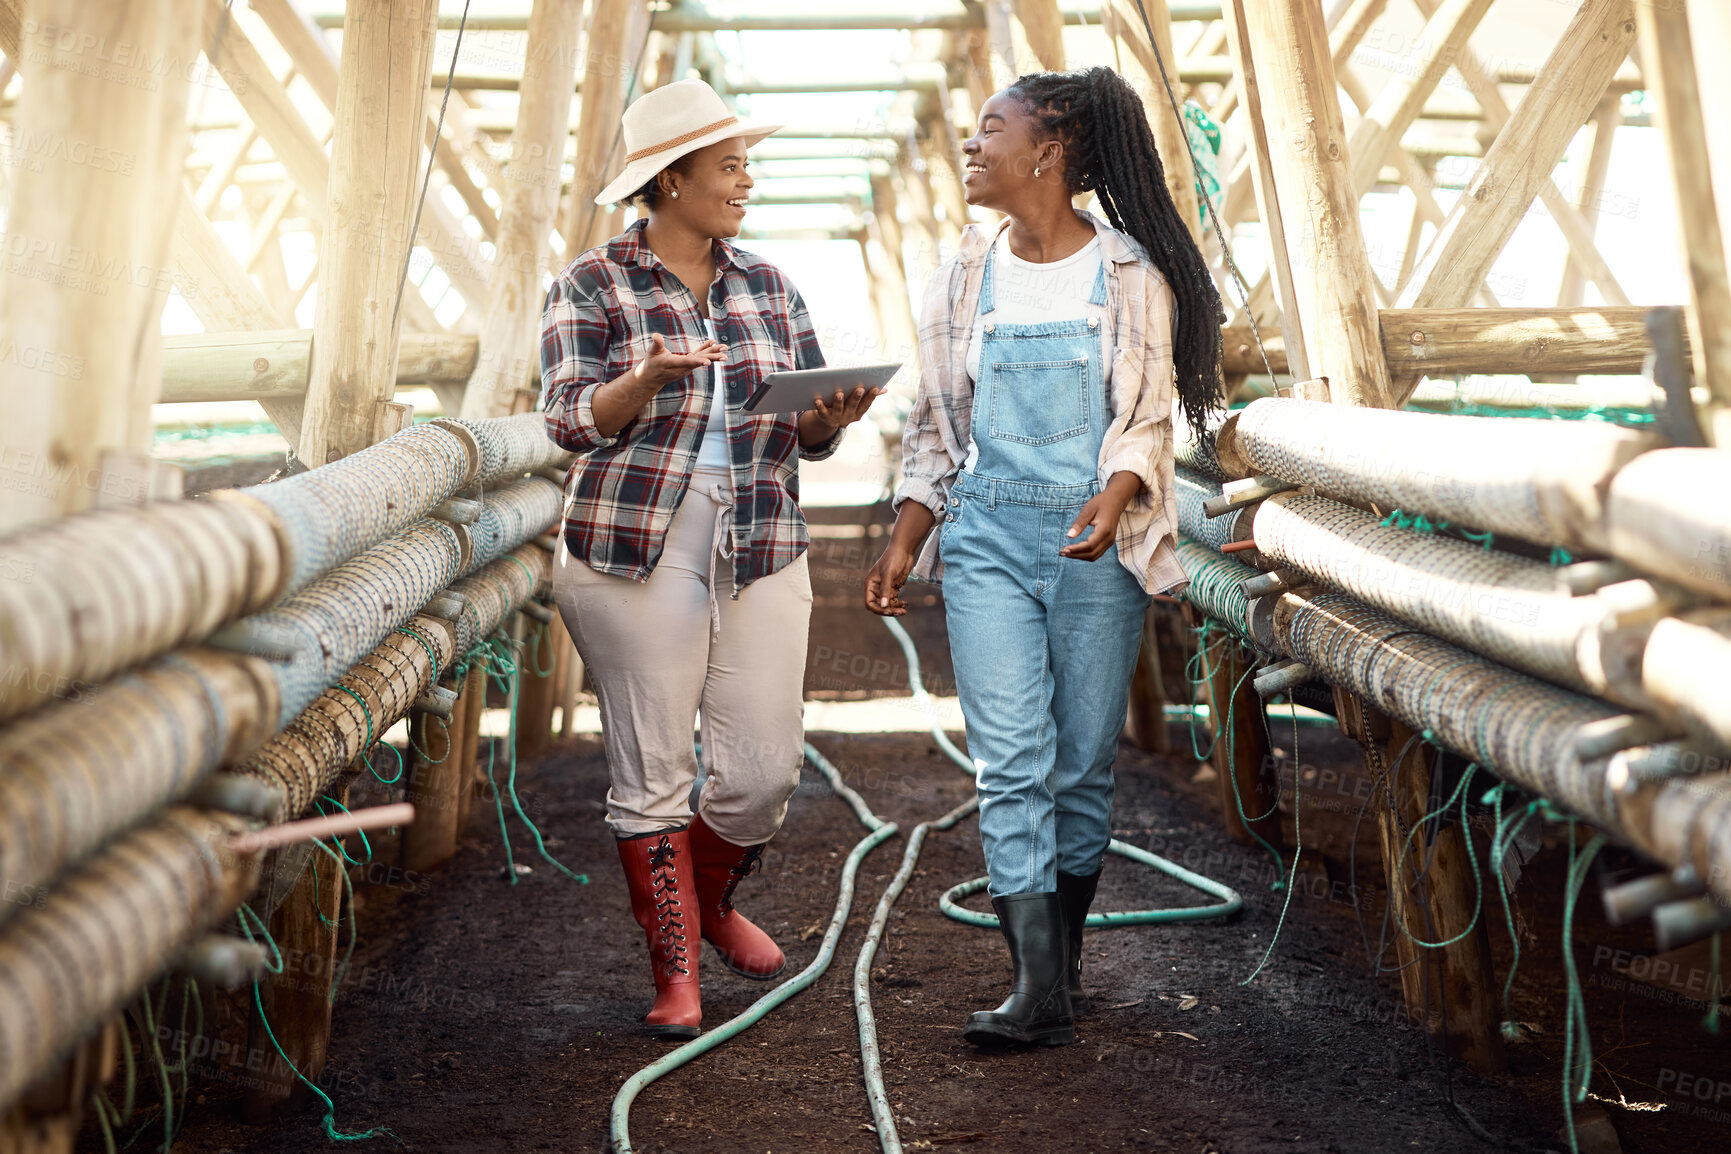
xmin=636 ymin=333 xmax=726 ymax=388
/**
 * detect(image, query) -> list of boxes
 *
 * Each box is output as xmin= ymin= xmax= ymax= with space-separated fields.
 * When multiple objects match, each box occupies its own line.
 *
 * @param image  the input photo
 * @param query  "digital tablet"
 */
xmin=742 ymin=363 xmax=902 ymax=415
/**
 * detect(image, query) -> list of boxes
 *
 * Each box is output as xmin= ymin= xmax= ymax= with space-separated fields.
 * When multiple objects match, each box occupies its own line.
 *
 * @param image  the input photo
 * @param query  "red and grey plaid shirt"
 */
xmin=541 ymin=218 xmax=840 ymax=591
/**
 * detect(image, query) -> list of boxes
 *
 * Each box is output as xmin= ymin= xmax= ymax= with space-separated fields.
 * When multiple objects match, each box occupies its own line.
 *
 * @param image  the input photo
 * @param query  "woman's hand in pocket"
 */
xmin=1059 ymin=473 xmax=1143 ymax=561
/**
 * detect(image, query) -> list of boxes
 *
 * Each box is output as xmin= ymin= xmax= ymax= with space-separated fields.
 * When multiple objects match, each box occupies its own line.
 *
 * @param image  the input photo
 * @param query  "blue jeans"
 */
xmin=941 ymin=471 xmax=1152 ymax=895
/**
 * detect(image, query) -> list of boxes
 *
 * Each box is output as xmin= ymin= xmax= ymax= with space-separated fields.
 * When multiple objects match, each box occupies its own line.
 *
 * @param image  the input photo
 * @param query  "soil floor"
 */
xmin=152 ymin=723 xmax=1729 ymax=1154
xmin=138 ymin=507 xmax=1727 ymax=1154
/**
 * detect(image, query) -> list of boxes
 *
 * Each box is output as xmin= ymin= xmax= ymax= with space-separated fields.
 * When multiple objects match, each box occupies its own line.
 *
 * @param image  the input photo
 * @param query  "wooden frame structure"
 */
xmin=1 ymin=0 xmax=1726 ymax=1144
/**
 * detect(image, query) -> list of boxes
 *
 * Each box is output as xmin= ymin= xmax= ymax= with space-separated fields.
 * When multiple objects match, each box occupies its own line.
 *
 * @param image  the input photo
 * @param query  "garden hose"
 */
xmin=609 ymin=616 xmax=1242 ymax=1154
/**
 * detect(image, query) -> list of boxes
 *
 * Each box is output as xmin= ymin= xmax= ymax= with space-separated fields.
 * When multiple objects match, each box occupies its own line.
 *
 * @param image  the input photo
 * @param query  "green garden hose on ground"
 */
xmin=609 ymin=615 xmax=1244 ymax=1153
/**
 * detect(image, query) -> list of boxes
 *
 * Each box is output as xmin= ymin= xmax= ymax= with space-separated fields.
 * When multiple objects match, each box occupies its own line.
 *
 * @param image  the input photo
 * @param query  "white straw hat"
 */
xmin=593 ymin=78 xmax=783 ymax=206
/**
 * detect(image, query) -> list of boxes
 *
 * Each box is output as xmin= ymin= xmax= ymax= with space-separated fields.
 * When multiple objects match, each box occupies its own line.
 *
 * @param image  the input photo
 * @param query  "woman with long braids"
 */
xmin=865 ymin=67 xmax=1224 ymax=1047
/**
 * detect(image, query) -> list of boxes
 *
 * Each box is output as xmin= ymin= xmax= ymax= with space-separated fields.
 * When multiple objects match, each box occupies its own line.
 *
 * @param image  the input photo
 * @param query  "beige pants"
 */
xmin=552 ymin=466 xmax=812 ymax=844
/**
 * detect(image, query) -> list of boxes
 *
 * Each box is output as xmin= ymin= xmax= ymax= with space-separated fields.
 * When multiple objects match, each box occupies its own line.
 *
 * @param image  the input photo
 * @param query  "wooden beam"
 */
xmin=401 ymin=680 xmax=468 ymax=872
xmin=1011 ymin=0 xmax=1066 ymax=71
xmin=1344 ymin=0 xmax=1493 ymax=199
xmin=1407 ymin=0 xmax=1631 ymax=310
xmin=1221 ymin=0 xmax=1309 ymax=380
xmin=245 ymin=790 xmax=347 ymax=1118
xmin=1205 ymin=634 xmax=1279 ymax=852
xmin=1367 ymin=711 xmax=1505 ymax=1073
xmin=158 ymin=329 xmax=476 ymax=402
xmin=251 ymin=0 xmax=500 ymax=242
xmin=299 ymin=0 xmax=440 ymax=464
xmin=516 ymin=613 xmax=559 ymax=764
xmin=461 ymin=0 xmax=584 ymax=419
xmin=1241 ymin=0 xmax=1393 ymax=407
xmin=1104 ymin=0 xmax=1202 ymax=244
xmin=563 ymin=0 xmax=645 ymax=254
xmin=1397 ymin=0 xmax=1636 ymax=316
xmin=1635 ymin=0 xmax=1731 ymax=418
xmin=201 ymin=0 xmax=330 ymax=215
xmin=1557 ymin=99 xmax=1621 ymax=310
xmin=1382 ymin=305 xmax=1673 ymax=377
xmin=0 ymin=0 xmax=201 ymax=532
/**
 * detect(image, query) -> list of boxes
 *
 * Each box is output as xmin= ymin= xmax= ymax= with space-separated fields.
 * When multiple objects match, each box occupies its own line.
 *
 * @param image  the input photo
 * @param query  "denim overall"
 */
xmin=940 ymin=249 xmax=1153 ymax=897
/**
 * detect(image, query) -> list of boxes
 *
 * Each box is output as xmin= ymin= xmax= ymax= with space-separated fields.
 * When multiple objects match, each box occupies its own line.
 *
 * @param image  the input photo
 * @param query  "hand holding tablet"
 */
xmin=743 ymin=363 xmax=902 ymax=415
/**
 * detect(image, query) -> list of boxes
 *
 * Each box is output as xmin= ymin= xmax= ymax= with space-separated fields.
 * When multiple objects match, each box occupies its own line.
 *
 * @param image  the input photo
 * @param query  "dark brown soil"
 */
xmin=142 ymin=504 xmax=1728 ymax=1154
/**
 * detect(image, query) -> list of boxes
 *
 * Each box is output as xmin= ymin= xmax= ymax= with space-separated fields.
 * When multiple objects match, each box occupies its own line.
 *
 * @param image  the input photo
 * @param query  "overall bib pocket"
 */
xmin=986 ymin=356 xmax=1091 ymax=446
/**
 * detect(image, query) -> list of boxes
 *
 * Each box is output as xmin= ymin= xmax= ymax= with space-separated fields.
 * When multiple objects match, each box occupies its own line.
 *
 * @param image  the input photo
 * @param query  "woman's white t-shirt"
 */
xmin=694 ymin=317 xmax=730 ymax=470
xmin=963 ymin=232 xmax=1112 ymax=472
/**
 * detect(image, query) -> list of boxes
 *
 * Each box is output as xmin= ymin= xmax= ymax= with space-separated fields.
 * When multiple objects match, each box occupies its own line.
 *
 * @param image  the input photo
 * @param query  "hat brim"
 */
xmin=593 ymin=121 xmax=784 ymax=207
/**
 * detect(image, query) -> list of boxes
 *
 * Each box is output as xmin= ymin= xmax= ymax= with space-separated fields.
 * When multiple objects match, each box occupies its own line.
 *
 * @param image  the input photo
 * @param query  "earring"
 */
xmin=671 ymin=190 xmax=679 ymax=199
xmin=1033 ymin=166 xmax=1041 ymax=178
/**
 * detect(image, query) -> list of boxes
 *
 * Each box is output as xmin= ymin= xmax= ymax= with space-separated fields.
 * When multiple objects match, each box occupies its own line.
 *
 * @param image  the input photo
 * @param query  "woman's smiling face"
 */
xmin=961 ymin=91 xmax=1054 ymax=212
xmin=657 ymin=136 xmax=755 ymax=238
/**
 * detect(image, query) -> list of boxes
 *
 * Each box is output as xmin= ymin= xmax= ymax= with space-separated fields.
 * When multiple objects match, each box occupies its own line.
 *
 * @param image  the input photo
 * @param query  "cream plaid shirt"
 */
xmin=894 ymin=213 xmax=1188 ymax=595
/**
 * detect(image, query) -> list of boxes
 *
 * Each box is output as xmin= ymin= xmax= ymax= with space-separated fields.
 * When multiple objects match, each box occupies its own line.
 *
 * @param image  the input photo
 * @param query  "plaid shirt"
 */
xmin=895 ymin=213 xmax=1188 ymax=595
xmin=541 ymin=219 xmax=840 ymax=591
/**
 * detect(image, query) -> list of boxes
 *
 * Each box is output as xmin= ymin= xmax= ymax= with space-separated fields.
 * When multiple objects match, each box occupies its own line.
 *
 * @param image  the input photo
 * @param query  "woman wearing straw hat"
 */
xmin=542 ymin=78 xmax=882 ymax=1040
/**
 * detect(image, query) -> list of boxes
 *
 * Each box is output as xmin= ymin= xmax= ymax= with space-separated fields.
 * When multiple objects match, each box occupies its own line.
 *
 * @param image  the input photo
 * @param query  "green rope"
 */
xmin=238 ymin=902 xmax=391 ymax=1142
xmin=1390 ymin=763 xmax=1484 ymax=950
xmin=1705 ymin=934 xmax=1723 ymax=1035
xmin=407 ymin=712 xmax=451 ymax=765
xmin=477 ymin=629 xmax=590 ymax=886
xmin=1485 ymin=783 xmax=1541 ymax=1040
xmin=1241 ymin=702 xmax=1304 ymax=985
xmin=392 ymin=623 xmax=443 ymax=674
xmin=333 ymin=685 xmax=374 ymax=750
xmin=1560 ymin=825 xmax=1609 ymax=1154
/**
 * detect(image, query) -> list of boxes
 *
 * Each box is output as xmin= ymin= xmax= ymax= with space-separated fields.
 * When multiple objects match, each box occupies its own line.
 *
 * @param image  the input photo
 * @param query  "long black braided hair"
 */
xmin=1006 ymin=66 xmax=1225 ymax=435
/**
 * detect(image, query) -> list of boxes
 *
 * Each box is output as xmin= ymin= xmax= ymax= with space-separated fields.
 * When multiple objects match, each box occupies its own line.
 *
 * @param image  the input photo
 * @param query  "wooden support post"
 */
xmin=0 ymin=1020 xmax=118 ymax=1154
xmin=298 ymin=0 xmax=440 ymax=465
xmin=1203 ymin=634 xmax=1280 ymax=851
xmin=1220 ymin=0 xmax=1310 ymax=381
xmin=245 ymin=783 xmax=348 ymax=1118
xmin=556 ymin=614 xmax=584 ymax=739
xmin=1341 ymin=697 xmax=1505 ymax=1073
xmin=0 ymin=0 xmax=201 ymax=533
xmin=456 ymin=664 xmax=487 ymax=831
xmin=1240 ymin=0 xmax=1393 ymax=408
xmin=461 ymin=0 xmax=585 ymax=420
xmin=563 ymin=0 xmax=645 ymax=255
xmin=1104 ymin=0 xmax=1202 ymax=245
xmin=401 ymin=679 xmax=468 ymax=873
xmin=516 ymin=613 xmax=559 ymax=764
xmin=1635 ymin=0 xmax=1731 ymax=425
xmin=1125 ymin=605 xmax=1172 ymax=755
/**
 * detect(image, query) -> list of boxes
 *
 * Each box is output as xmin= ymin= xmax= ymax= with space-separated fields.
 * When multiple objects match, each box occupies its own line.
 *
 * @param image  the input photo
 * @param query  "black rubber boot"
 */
xmin=963 ymin=892 xmax=1075 ymax=1047
xmin=1056 ymin=870 xmax=1101 ymax=1013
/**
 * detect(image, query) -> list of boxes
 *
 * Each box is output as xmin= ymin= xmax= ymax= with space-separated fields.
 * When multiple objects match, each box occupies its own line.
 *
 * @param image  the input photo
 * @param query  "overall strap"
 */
xmin=1086 ymin=254 xmax=1109 ymax=308
xmin=978 ymin=239 xmax=998 ymax=315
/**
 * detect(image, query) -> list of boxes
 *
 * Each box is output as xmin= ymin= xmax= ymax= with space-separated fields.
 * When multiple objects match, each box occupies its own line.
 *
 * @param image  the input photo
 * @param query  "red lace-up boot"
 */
xmin=616 ymin=830 xmax=702 ymax=1039
xmin=688 ymin=813 xmax=786 ymax=980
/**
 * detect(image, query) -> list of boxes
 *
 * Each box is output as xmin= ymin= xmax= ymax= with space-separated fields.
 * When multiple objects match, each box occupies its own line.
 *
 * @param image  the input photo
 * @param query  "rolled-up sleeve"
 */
xmin=892 ymin=265 xmax=963 ymax=520
xmin=786 ymin=289 xmax=845 ymax=462
xmin=541 ymin=269 xmax=620 ymax=453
